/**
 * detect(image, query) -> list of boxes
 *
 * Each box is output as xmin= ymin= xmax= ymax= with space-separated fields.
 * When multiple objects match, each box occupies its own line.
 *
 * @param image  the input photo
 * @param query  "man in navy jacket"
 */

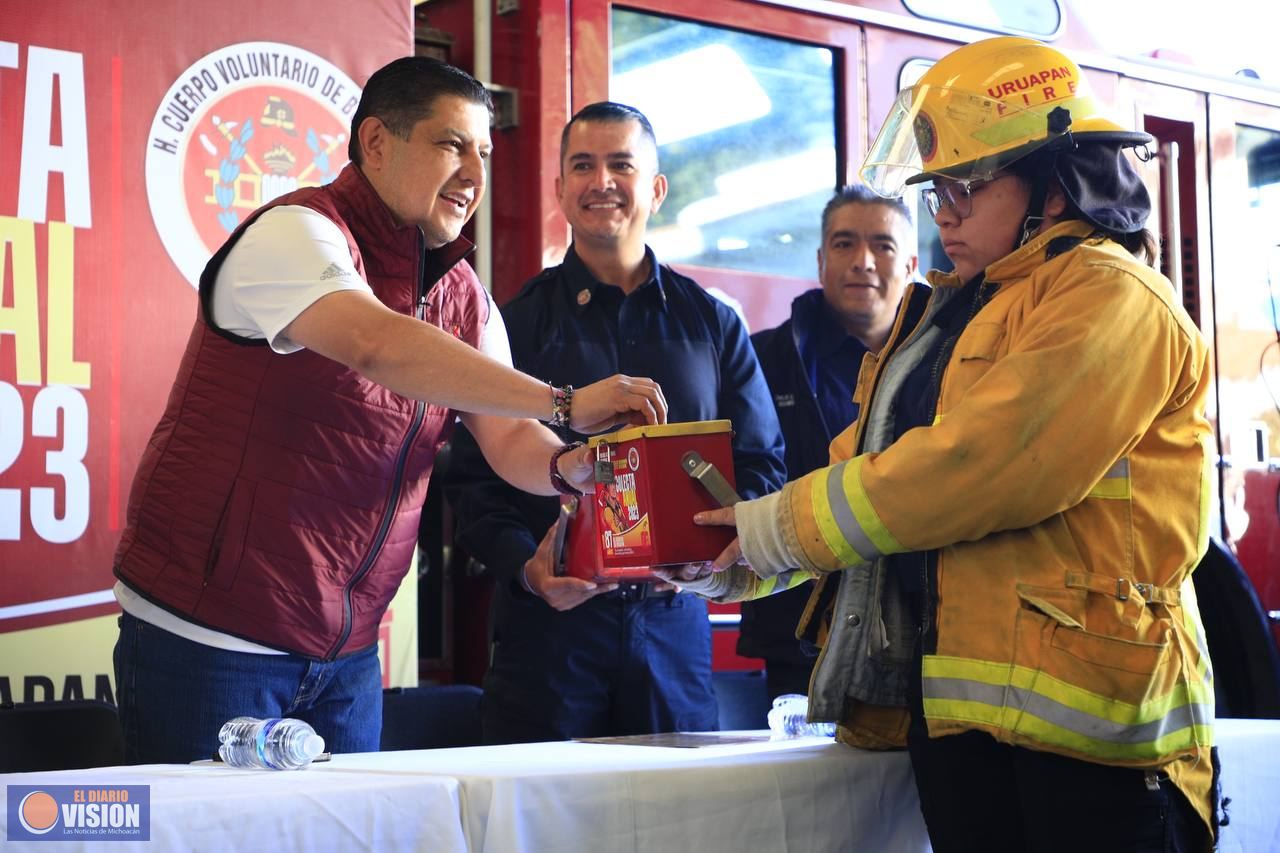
xmin=740 ymin=185 xmax=917 ymax=699
xmin=445 ymin=103 xmax=785 ymax=742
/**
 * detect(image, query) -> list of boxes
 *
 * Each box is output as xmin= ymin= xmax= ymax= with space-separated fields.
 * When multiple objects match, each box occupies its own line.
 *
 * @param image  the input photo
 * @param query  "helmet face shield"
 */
xmin=860 ymin=87 xmax=927 ymax=198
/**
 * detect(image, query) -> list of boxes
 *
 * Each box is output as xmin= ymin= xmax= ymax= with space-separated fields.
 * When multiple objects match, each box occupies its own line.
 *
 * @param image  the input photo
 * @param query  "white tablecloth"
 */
xmin=1214 ymin=718 xmax=1280 ymax=853
xmin=0 ymin=760 xmax=467 ymax=852
xmin=4 ymin=721 xmax=1275 ymax=852
xmin=334 ymin=734 xmax=929 ymax=853
xmin=1 ymin=734 xmax=924 ymax=853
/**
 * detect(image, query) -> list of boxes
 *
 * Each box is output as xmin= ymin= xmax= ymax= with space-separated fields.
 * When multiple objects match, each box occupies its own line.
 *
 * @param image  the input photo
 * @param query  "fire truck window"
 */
xmin=900 ymin=0 xmax=1062 ymax=38
xmin=1219 ymin=124 xmax=1280 ymax=473
xmin=611 ymin=10 xmax=837 ymax=278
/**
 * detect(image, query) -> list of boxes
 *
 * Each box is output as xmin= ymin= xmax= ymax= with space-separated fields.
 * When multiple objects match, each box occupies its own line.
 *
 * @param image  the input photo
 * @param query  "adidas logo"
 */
xmin=319 ymin=262 xmax=351 ymax=281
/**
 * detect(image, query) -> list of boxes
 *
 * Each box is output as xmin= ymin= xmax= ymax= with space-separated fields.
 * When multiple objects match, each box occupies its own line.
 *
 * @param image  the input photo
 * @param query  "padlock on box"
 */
xmin=557 ymin=420 xmax=738 ymax=583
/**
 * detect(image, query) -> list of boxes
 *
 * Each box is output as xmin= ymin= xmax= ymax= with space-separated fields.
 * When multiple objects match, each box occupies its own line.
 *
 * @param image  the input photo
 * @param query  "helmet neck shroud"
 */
xmin=1016 ymin=107 xmax=1076 ymax=251
xmin=1009 ymin=130 xmax=1154 ymax=258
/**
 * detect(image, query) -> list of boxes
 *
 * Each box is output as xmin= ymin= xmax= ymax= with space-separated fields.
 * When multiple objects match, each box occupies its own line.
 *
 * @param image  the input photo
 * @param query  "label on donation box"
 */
xmin=595 ymin=440 xmax=653 ymax=561
xmin=558 ymin=420 xmax=738 ymax=583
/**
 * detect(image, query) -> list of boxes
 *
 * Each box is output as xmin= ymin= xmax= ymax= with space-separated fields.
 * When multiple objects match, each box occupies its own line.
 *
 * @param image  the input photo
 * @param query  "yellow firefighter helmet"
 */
xmin=860 ymin=36 xmax=1146 ymax=196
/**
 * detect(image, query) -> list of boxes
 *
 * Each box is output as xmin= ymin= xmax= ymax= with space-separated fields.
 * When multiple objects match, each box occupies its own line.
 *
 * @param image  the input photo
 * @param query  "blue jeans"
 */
xmin=482 ymin=587 xmax=718 ymax=744
xmin=113 ymin=612 xmax=383 ymax=764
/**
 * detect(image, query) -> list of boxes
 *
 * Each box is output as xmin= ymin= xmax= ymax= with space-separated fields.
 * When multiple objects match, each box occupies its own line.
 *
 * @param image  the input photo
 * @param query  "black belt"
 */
xmin=603 ymin=583 xmax=676 ymax=603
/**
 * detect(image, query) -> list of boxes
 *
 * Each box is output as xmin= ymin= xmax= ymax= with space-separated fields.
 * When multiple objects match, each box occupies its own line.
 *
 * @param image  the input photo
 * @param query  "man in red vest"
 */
xmin=112 ymin=57 xmax=666 ymax=764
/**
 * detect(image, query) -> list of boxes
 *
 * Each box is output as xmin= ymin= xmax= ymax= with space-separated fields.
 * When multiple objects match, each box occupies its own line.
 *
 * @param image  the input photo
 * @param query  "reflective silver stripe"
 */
xmin=824 ymin=460 xmax=882 ymax=563
xmin=923 ymin=676 xmax=1212 ymax=745
xmin=1180 ymin=580 xmax=1214 ymax=686
xmin=1188 ymin=617 xmax=1213 ymax=686
xmin=1102 ymin=458 xmax=1129 ymax=479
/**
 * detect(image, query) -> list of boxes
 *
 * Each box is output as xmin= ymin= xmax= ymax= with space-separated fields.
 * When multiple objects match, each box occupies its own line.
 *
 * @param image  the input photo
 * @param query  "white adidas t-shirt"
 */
xmin=116 ymin=205 xmax=511 ymax=653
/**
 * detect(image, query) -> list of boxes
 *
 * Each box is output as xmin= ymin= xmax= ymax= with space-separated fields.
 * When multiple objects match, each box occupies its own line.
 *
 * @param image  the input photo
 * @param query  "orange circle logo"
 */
xmin=18 ymin=790 xmax=59 ymax=834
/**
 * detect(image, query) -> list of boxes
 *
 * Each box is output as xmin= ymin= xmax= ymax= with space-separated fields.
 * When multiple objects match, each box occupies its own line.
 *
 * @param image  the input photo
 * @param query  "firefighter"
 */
xmin=672 ymin=36 xmax=1219 ymax=852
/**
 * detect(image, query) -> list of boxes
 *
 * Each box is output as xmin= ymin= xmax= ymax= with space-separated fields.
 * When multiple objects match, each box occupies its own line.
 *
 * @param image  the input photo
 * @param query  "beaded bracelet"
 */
xmin=549 ymin=383 xmax=574 ymax=428
xmin=549 ymin=441 xmax=586 ymax=496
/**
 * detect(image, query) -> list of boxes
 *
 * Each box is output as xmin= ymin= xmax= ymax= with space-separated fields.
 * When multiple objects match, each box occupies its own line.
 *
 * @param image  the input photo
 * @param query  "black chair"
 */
xmin=1192 ymin=539 xmax=1280 ymax=719
xmin=379 ymin=685 xmax=484 ymax=751
xmin=0 ymin=700 xmax=126 ymax=772
xmin=712 ymin=669 xmax=772 ymax=730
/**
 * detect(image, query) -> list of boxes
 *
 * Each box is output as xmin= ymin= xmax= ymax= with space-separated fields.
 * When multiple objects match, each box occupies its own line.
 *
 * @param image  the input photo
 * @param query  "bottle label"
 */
xmin=257 ymin=718 xmax=283 ymax=770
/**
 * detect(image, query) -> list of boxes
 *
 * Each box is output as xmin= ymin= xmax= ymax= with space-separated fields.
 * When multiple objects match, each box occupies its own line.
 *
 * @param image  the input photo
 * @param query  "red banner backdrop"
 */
xmin=0 ymin=1 xmax=412 ymax=701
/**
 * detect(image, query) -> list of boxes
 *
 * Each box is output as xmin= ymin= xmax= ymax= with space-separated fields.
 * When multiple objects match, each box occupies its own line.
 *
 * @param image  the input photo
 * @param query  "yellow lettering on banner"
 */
xmin=0 ymin=216 xmax=42 ymax=386
xmin=46 ymin=221 xmax=90 ymax=388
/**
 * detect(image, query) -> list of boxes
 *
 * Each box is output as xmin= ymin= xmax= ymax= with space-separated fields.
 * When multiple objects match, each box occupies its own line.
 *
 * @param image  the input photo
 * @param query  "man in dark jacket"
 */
xmin=445 ymin=102 xmax=785 ymax=742
xmin=740 ymin=184 xmax=917 ymax=699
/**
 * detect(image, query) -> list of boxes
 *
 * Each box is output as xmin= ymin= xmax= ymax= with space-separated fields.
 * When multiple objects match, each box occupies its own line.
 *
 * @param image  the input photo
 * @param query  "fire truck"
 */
xmin=411 ymin=0 xmax=1280 ymax=696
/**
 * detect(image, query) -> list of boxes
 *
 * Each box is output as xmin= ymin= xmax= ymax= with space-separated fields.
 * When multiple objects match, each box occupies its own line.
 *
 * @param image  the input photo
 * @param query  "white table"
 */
xmin=1 ymin=734 xmax=924 ymax=852
xmin=0 ymin=760 xmax=467 ymax=852
xmin=4 ymin=722 xmax=1274 ymax=852
xmin=337 ymin=734 xmax=929 ymax=853
xmin=1214 ymin=718 xmax=1280 ymax=853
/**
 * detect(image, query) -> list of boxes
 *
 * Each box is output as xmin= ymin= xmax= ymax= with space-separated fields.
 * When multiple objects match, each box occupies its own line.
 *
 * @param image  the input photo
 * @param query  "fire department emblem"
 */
xmin=914 ymin=111 xmax=938 ymax=163
xmin=145 ymin=42 xmax=360 ymax=287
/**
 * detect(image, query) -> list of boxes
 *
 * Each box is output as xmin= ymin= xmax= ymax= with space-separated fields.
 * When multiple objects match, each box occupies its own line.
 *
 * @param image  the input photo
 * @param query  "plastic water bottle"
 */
xmin=217 ymin=717 xmax=326 ymax=770
xmin=767 ymin=694 xmax=837 ymax=739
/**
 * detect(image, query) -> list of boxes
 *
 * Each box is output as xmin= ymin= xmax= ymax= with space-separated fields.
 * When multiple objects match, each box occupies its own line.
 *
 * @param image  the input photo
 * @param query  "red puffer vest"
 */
xmin=114 ymin=164 xmax=487 ymax=659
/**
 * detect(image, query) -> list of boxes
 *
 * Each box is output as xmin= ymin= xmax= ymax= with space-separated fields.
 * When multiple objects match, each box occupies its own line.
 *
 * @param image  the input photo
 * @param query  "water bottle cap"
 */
xmin=771 ymin=694 xmax=808 ymax=711
xmin=301 ymin=733 xmax=326 ymax=759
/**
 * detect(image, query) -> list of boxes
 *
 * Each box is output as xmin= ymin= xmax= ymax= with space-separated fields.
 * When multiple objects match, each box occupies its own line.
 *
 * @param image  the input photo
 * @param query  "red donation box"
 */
xmin=559 ymin=420 xmax=738 ymax=583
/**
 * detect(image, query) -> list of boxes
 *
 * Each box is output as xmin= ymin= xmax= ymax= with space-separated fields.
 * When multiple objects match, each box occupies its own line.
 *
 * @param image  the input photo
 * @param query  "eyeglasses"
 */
xmin=921 ymin=176 xmax=999 ymax=219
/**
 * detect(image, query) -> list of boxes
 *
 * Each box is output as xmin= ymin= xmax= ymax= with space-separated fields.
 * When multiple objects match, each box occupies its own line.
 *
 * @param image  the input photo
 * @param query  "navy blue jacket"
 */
xmin=738 ymin=288 xmax=868 ymax=663
xmin=444 ymin=245 xmax=786 ymax=589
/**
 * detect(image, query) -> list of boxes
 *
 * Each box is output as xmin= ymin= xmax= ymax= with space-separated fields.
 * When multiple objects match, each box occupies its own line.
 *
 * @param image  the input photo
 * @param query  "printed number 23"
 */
xmin=0 ymin=382 xmax=89 ymax=543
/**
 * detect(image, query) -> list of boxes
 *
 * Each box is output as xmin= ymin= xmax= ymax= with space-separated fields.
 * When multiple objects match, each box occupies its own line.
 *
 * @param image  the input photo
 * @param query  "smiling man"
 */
xmin=738 ymin=184 xmax=917 ymax=700
xmin=111 ymin=61 xmax=669 ymax=765
xmin=444 ymin=101 xmax=785 ymax=743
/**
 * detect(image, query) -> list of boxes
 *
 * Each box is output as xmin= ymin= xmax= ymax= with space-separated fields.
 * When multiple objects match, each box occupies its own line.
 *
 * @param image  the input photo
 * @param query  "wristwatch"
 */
xmin=549 ymin=441 xmax=586 ymax=496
